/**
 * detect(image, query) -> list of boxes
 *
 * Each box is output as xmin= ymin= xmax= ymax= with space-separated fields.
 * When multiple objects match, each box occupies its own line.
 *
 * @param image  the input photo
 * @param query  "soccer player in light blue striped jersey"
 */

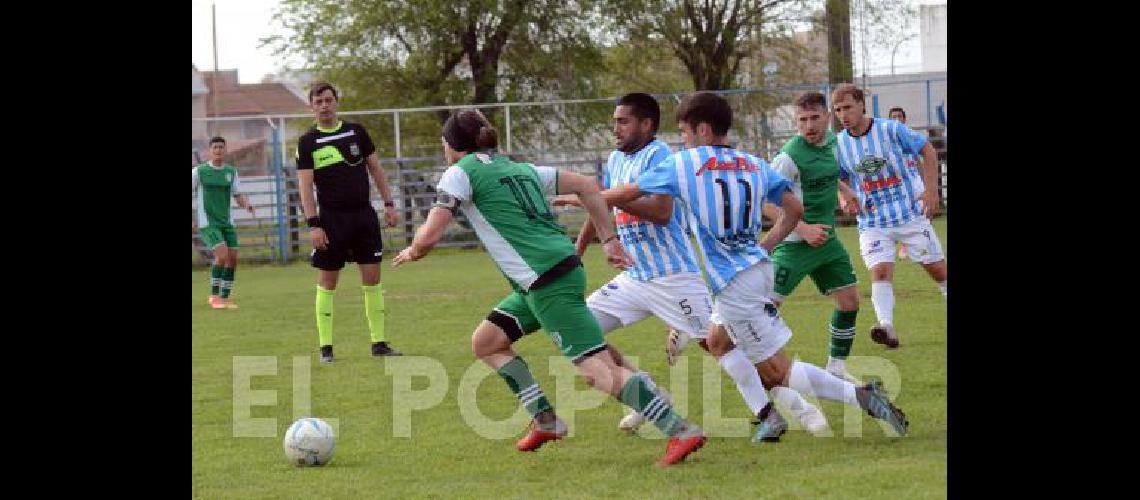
xmin=834 ymin=84 xmax=947 ymax=349
xmin=555 ymin=93 xmax=827 ymax=437
xmin=610 ymin=92 xmax=910 ymax=439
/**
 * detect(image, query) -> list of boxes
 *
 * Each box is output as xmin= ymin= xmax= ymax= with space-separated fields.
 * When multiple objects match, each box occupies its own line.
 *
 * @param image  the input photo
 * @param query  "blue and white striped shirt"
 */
xmin=836 ymin=118 xmax=929 ymax=229
xmin=637 ymin=145 xmax=792 ymax=294
xmin=605 ymin=139 xmax=700 ymax=281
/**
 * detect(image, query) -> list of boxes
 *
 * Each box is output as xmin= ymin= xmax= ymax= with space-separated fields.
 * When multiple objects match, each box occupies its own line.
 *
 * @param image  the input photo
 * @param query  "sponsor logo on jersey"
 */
xmin=694 ymin=156 xmax=759 ymax=175
xmin=350 ymin=143 xmax=360 ymax=156
xmin=854 ymin=156 xmax=887 ymax=175
xmin=862 ymin=175 xmax=901 ymax=192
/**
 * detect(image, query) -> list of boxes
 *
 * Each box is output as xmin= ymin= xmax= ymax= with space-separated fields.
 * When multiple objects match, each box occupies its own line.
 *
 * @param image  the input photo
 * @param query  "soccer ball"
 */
xmin=283 ymin=417 xmax=335 ymax=466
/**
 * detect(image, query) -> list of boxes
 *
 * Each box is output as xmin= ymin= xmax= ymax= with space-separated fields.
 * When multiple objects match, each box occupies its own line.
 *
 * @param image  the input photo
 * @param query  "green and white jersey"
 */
xmin=192 ymin=162 xmax=242 ymax=228
xmin=436 ymin=152 xmax=574 ymax=291
xmin=772 ymin=132 xmax=840 ymax=243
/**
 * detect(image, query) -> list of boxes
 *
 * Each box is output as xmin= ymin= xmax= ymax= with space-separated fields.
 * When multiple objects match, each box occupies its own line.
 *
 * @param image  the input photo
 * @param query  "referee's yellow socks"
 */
xmin=363 ymin=284 xmax=386 ymax=343
xmin=316 ymin=286 xmax=335 ymax=346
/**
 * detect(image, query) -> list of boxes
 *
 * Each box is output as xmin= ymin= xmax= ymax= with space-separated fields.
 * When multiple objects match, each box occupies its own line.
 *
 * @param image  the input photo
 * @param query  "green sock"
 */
xmin=496 ymin=357 xmax=553 ymax=416
xmin=220 ymin=267 xmax=236 ymax=299
xmin=316 ymin=286 xmax=335 ymax=347
xmin=363 ymin=284 xmax=386 ymax=343
xmin=210 ymin=265 xmax=223 ymax=296
xmin=620 ymin=373 xmax=684 ymax=436
xmin=829 ymin=309 xmax=859 ymax=359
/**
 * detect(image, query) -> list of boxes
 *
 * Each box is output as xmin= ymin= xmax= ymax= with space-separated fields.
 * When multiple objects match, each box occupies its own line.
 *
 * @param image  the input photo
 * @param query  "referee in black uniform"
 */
xmin=297 ymin=82 xmax=402 ymax=362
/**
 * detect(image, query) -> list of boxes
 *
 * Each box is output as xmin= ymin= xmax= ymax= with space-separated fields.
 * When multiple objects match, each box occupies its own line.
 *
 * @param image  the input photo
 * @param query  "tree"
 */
xmin=607 ymin=0 xmax=808 ymax=91
xmin=264 ymin=0 xmax=608 ymax=155
xmin=825 ymin=0 xmax=853 ymax=84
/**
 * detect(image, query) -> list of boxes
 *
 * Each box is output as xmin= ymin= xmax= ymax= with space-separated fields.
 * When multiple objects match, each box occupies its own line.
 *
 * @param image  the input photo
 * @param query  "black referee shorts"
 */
xmin=311 ymin=207 xmax=384 ymax=270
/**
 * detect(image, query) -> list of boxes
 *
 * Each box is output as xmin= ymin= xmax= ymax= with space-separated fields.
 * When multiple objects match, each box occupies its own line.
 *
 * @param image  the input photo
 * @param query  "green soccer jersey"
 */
xmin=772 ymin=131 xmax=840 ymax=242
xmin=436 ymin=152 xmax=574 ymax=291
xmin=192 ymin=162 xmax=241 ymax=228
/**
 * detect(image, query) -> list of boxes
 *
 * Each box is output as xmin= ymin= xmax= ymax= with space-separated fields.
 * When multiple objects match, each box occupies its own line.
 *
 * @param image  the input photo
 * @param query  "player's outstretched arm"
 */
xmin=760 ymin=190 xmax=803 ymax=253
xmin=558 ymin=171 xmax=633 ymax=269
xmin=575 ymin=216 xmax=597 ymax=257
xmin=393 ymin=206 xmax=453 ymax=267
xmin=606 ymin=190 xmax=673 ymax=225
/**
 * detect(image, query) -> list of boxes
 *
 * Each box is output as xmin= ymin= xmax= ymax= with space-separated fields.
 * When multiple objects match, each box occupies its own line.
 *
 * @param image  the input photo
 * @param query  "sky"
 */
xmin=191 ymin=0 xmax=944 ymax=85
xmin=191 ymin=0 xmax=293 ymax=83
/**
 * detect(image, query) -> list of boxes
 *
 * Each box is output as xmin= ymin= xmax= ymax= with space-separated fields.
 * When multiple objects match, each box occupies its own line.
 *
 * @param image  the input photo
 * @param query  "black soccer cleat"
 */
xmin=371 ymin=341 xmax=403 ymax=357
xmin=319 ymin=345 xmax=334 ymax=363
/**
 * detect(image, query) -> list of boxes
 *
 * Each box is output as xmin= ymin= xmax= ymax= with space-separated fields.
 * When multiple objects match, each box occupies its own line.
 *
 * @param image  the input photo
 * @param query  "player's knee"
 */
xmin=837 ymin=290 xmax=859 ymax=310
xmin=705 ymin=332 xmax=733 ymax=356
xmin=759 ymin=372 xmax=780 ymax=390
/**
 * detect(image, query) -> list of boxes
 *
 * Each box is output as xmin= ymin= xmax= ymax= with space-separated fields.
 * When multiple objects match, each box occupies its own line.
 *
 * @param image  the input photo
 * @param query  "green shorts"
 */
xmin=771 ymin=235 xmax=857 ymax=299
xmin=487 ymin=266 xmax=607 ymax=364
xmin=199 ymin=225 xmax=239 ymax=249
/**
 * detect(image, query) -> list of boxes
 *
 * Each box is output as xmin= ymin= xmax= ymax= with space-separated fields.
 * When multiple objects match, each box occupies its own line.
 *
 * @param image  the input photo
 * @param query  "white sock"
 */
xmin=770 ymin=385 xmax=809 ymax=415
xmin=871 ymin=281 xmax=895 ymax=326
xmin=826 ymin=356 xmax=846 ymax=373
xmin=717 ymin=347 xmax=771 ymax=416
xmin=937 ymin=280 xmax=947 ymax=297
xmin=788 ymin=361 xmax=858 ymax=407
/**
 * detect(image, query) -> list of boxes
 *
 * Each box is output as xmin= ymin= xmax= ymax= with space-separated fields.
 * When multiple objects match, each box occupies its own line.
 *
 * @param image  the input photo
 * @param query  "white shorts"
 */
xmin=708 ymin=262 xmax=793 ymax=364
xmin=586 ymin=272 xmax=712 ymax=339
xmin=859 ymin=217 xmax=945 ymax=269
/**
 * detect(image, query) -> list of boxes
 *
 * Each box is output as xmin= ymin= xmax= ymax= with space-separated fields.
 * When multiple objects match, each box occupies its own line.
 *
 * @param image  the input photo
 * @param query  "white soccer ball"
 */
xmin=283 ymin=417 xmax=335 ymax=466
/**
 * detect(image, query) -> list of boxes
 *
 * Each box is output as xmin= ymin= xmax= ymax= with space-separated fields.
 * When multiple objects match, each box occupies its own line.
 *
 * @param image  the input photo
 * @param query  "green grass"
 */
xmin=192 ymin=219 xmax=947 ymax=498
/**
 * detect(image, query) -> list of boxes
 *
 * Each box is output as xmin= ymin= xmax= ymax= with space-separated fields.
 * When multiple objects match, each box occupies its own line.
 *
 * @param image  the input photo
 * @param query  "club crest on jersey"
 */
xmin=225 ymin=173 xmax=233 ymax=182
xmin=349 ymin=143 xmax=360 ymax=156
xmin=854 ymin=156 xmax=887 ymax=175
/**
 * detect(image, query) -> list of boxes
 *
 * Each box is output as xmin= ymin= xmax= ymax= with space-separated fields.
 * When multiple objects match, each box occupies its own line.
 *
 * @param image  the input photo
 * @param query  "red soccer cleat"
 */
xmin=516 ymin=417 xmax=567 ymax=452
xmin=656 ymin=426 xmax=706 ymax=466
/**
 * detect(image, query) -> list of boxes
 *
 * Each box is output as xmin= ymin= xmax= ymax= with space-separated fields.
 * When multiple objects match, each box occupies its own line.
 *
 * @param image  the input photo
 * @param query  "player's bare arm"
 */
xmin=918 ymin=142 xmax=940 ymax=218
xmin=759 ymin=190 xmax=804 ymax=253
xmin=557 ymin=171 xmax=633 ymax=269
xmin=762 ymin=202 xmax=828 ymax=247
xmin=392 ymin=193 xmax=457 ymax=266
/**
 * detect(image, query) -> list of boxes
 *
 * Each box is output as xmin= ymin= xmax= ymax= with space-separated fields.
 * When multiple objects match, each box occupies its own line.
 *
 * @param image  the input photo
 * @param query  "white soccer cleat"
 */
xmin=795 ymin=402 xmax=831 ymax=436
xmin=618 ymin=410 xmax=647 ymax=433
xmin=665 ymin=328 xmax=690 ymax=366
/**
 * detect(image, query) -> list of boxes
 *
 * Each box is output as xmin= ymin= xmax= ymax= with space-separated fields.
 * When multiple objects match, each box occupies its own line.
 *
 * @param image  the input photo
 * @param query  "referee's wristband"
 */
xmin=307 ymin=217 xmax=321 ymax=229
xmin=602 ymin=234 xmax=619 ymax=244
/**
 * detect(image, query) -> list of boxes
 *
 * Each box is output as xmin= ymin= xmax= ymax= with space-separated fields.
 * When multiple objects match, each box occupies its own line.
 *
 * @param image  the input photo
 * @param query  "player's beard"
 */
xmin=618 ymin=132 xmax=647 ymax=154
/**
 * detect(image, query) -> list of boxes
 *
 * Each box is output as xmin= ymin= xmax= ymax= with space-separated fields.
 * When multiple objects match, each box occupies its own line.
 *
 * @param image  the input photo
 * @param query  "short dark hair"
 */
xmin=209 ymin=136 xmax=226 ymax=146
xmin=675 ymin=91 xmax=732 ymax=136
xmin=617 ymin=92 xmax=661 ymax=133
xmin=888 ymin=107 xmax=906 ymax=119
xmin=442 ymin=109 xmax=498 ymax=152
xmin=309 ymin=82 xmax=339 ymax=102
xmin=794 ymin=92 xmax=827 ymax=111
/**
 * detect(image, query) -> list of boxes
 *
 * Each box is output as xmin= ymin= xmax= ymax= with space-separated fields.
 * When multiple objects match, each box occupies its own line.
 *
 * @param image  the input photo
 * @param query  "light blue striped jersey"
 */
xmin=605 ymin=139 xmax=700 ymax=281
xmin=836 ymin=118 xmax=929 ymax=229
xmin=636 ymin=145 xmax=792 ymax=294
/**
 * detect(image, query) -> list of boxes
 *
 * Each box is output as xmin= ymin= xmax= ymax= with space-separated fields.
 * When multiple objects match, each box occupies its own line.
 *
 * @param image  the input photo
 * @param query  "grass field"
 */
xmin=192 ymin=219 xmax=947 ymax=498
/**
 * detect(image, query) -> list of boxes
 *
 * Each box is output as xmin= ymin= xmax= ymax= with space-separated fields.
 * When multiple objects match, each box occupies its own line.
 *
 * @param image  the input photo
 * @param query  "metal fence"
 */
xmin=192 ymin=79 xmax=947 ymax=266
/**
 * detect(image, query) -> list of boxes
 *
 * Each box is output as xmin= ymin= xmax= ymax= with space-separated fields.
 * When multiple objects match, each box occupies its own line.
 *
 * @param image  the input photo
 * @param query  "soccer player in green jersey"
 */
xmin=761 ymin=92 xmax=863 ymax=383
xmin=193 ymin=136 xmax=256 ymax=309
xmin=393 ymin=109 xmax=707 ymax=466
